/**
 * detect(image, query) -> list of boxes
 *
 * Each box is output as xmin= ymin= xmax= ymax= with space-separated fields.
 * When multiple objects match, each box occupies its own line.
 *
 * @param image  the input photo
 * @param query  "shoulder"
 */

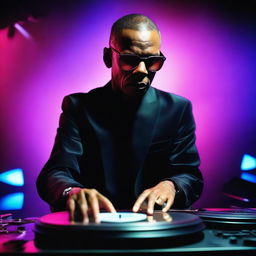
xmin=153 ymin=87 xmax=191 ymax=108
xmin=153 ymin=88 xmax=195 ymax=124
xmin=62 ymin=86 xmax=106 ymax=110
xmin=61 ymin=93 xmax=86 ymax=111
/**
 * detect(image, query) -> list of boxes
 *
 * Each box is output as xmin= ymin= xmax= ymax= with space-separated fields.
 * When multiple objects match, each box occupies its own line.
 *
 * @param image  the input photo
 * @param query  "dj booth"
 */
xmin=1 ymin=209 xmax=256 ymax=255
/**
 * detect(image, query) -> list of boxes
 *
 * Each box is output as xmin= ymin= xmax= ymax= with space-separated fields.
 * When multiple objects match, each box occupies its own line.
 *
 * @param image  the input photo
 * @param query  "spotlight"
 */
xmin=241 ymin=154 xmax=256 ymax=171
xmin=0 ymin=168 xmax=24 ymax=186
xmin=241 ymin=173 xmax=256 ymax=184
xmin=14 ymin=23 xmax=31 ymax=39
xmin=0 ymin=192 xmax=24 ymax=210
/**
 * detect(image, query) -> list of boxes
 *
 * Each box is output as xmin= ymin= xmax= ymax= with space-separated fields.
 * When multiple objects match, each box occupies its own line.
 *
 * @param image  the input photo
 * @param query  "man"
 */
xmin=37 ymin=14 xmax=203 ymax=223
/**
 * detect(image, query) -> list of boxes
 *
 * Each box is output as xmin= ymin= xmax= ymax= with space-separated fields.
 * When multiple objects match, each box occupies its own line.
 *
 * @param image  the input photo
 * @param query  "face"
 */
xmin=109 ymin=28 xmax=161 ymax=97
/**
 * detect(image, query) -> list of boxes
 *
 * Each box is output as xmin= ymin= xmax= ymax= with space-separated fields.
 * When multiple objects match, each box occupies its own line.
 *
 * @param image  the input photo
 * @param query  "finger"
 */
xmin=67 ymin=195 xmax=76 ymax=222
xmin=162 ymin=195 xmax=175 ymax=212
xmin=87 ymin=192 xmax=100 ymax=223
xmin=97 ymin=193 xmax=116 ymax=213
xmin=147 ymin=192 xmax=158 ymax=215
xmin=155 ymin=196 xmax=166 ymax=206
xmin=132 ymin=189 xmax=151 ymax=212
xmin=77 ymin=190 xmax=89 ymax=223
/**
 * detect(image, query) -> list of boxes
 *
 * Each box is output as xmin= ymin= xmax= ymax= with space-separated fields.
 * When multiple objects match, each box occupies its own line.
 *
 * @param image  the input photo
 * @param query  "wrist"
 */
xmin=162 ymin=180 xmax=175 ymax=188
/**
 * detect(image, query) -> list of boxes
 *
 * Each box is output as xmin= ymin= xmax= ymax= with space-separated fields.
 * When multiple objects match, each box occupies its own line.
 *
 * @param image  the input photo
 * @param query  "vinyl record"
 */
xmin=34 ymin=211 xmax=205 ymax=249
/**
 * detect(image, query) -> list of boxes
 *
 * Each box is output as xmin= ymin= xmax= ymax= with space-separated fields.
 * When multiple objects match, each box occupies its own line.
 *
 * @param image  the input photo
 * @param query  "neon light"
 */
xmin=223 ymin=192 xmax=250 ymax=202
xmin=0 ymin=192 xmax=24 ymax=210
xmin=241 ymin=154 xmax=256 ymax=171
xmin=14 ymin=23 xmax=31 ymax=40
xmin=241 ymin=173 xmax=256 ymax=184
xmin=0 ymin=168 xmax=24 ymax=186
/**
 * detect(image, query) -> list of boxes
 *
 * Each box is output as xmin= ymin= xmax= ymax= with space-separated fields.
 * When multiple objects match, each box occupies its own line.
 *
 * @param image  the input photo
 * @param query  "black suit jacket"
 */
xmin=37 ymin=82 xmax=203 ymax=211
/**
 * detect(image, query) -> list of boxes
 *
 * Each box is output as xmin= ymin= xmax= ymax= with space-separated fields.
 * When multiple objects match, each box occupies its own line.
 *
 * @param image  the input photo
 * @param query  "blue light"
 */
xmin=241 ymin=154 xmax=256 ymax=171
xmin=0 ymin=168 xmax=24 ymax=186
xmin=241 ymin=173 xmax=256 ymax=183
xmin=0 ymin=192 xmax=24 ymax=210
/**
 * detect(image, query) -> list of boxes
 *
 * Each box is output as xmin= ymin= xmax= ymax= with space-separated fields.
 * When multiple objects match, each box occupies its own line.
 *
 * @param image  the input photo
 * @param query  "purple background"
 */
xmin=0 ymin=0 xmax=255 ymax=217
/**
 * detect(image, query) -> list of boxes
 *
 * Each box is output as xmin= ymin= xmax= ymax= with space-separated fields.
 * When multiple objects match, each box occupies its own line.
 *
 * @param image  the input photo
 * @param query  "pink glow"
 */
xmin=40 ymin=211 xmax=70 ymax=226
xmin=0 ymin=1 xmax=255 ymax=216
xmin=24 ymin=241 xmax=39 ymax=253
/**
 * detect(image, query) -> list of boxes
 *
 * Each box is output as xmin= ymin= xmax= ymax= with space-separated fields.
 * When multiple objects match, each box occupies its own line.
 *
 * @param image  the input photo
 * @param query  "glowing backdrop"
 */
xmin=0 ymin=0 xmax=255 ymax=217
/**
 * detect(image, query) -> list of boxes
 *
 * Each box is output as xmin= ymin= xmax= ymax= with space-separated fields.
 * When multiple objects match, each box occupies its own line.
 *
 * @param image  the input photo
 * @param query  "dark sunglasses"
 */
xmin=111 ymin=47 xmax=166 ymax=72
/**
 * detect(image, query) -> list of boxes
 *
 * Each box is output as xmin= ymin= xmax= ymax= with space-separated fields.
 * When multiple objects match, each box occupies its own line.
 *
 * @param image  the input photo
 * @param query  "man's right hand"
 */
xmin=66 ymin=187 xmax=116 ymax=223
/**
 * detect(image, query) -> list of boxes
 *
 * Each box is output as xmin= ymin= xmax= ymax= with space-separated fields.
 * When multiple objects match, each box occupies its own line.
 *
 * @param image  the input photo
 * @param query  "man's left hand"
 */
xmin=132 ymin=181 xmax=176 ymax=214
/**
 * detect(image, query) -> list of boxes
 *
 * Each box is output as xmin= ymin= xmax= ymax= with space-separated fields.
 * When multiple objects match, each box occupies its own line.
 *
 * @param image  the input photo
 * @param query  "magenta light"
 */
xmin=223 ymin=193 xmax=250 ymax=202
xmin=14 ymin=23 xmax=32 ymax=40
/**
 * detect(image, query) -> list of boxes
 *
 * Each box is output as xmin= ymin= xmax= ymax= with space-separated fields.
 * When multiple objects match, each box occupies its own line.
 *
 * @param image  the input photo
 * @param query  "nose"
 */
xmin=133 ymin=61 xmax=148 ymax=75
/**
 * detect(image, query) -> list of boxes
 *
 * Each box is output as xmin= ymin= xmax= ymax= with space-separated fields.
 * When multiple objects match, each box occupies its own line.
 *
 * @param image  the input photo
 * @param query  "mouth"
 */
xmin=129 ymin=81 xmax=149 ymax=90
xmin=137 ymin=82 xmax=148 ymax=90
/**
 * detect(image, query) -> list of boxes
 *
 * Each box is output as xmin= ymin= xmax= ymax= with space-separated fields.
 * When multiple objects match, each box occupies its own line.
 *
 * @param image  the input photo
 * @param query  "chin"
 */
xmin=123 ymin=86 xmax=148 ymax=97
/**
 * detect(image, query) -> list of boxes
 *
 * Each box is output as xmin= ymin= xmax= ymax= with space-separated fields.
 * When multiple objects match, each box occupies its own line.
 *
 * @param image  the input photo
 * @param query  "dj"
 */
xmin=37 ymin=14 xmax=203 ymax=223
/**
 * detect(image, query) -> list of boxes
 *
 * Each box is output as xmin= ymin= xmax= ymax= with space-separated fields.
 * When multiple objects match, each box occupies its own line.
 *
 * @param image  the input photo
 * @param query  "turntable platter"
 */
xmin=34 ymin=211 xmax=205 ymax=249
xmin=39 ymin=211 xmax=147 ymax=224
xmin=196 ymin=208 xmax=256 ymax=229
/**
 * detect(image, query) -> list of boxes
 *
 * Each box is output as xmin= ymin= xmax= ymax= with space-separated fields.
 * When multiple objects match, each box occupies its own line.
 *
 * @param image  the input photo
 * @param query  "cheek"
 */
xmin=111 ymin=57 xmax=132 ymax=85
xmin=112 ymin=58 xmax=122 ymax=77
xmin=112 ymin=65 xmax=127 ymax=82
xmin=112 ymin=68 xmax=125 ymax=84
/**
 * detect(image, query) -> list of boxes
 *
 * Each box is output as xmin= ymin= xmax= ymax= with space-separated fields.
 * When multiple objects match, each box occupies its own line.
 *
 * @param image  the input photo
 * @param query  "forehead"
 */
xmin=113 ymin=28 xmax=161 ymax=54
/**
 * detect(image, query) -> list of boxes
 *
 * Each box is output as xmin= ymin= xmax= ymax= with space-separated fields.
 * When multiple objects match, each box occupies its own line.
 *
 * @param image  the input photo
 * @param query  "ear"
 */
xmin=103 ymin=47 xmax=112 ymax=68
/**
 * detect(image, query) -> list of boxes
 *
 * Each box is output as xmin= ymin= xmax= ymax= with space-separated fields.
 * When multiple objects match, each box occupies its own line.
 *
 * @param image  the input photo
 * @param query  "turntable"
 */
xmin=34 ymin=211 xmax=205 ymax=249
xmin=195 ymin=208 xmax=256 ymax=229
xmin=2 ymin=209 xmax=256 ymax=254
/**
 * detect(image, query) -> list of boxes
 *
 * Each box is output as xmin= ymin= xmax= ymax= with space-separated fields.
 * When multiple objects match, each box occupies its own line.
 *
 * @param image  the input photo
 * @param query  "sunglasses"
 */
xmin=111 ymin=47 xmax=166 ymax=72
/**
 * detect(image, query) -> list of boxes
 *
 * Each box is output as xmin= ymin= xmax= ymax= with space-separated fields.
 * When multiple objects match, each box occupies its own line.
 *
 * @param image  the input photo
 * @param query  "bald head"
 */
xmin=104 ymin=14 xmax=163 ymax=97
xmin=109 ymin=14 xmax=161 ymax=46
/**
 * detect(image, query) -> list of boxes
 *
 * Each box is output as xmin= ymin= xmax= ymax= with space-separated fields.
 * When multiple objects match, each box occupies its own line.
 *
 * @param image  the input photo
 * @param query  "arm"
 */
xmin=133 ymin=100 xmax=203 ymax=213
xmin=36 ymin=95 xmax=116 ymax=219
xmin=167 ymin=100 xmax=203 ymax=208
xmin=36 ymin=95 xmax=85 ymax=211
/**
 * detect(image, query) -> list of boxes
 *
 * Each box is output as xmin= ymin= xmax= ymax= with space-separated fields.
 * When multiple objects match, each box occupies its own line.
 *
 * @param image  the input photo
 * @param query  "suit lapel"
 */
xmin=83 ymin=84 xmax=160 ymax=198
xmin=132 ymin=87 xmax=160 ymax=195
xmin=83 ymin=83 xmax=120 ymax=196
